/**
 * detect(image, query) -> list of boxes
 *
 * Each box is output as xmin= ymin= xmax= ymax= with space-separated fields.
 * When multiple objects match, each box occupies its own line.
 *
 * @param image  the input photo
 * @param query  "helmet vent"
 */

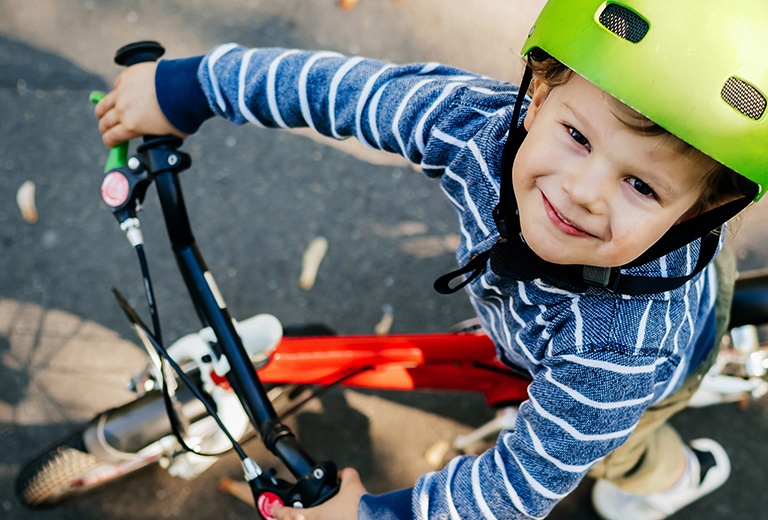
xmin=598 ymin=4 xmax=649 ymax=43
xmin=721 ymin=77 xmax=766 ymax=120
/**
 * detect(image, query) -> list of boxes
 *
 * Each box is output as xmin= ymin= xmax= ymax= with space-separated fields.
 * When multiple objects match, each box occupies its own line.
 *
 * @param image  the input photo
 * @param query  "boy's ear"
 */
xmin=523 ymin=77 xmax=550 ymax=131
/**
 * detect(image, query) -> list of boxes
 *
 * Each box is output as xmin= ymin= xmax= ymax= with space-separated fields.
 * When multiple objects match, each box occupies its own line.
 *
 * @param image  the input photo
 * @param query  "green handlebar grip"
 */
xmin=88 ymin=90 xmax=105 ymax=105
xmin=90 ymin=90 xmax=129 ymax=173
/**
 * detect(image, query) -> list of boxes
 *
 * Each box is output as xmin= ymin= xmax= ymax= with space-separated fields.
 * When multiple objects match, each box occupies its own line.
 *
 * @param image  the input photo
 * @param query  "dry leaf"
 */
xmin=16 ymin=180 xmax=38 ymax=224
xmin=424 ymin=439 xmax=450 ymax=468
xmin=219 ymin=476 xmax=255 ymax=507
xmin=401 ymin=234 xmax=460 ymax=258
xmin=374 ymin=304 xmax=394 ymax=335
xmin=371 ymin=221 xmax=428 ymax=238
xmin=338 ymin=0 xmax=360 ymax=11
xmin=299 ymin=236 xmax=329 ymax=290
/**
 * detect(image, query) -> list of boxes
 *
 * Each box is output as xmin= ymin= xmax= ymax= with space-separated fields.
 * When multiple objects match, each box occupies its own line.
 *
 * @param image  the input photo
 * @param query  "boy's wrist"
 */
xmin=358 ymin=489 xmax=413 ymax=520
xmin=155 ymin=55 xmax=213 ymax=135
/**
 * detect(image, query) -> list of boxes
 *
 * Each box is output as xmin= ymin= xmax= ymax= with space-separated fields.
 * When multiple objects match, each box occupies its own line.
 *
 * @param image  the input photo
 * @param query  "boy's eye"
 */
xmin=629 ymin=177 xmax=656 ymax=198
xmin=567 ymin=126 xmax=590 ymax=150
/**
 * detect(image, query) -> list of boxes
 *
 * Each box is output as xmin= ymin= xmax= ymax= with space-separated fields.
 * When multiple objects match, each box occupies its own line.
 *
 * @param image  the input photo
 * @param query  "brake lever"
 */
xmin=249 ymin=461 xmax=340 ymax=519
xmin=89 ymin=41 xmax=175 ymax=240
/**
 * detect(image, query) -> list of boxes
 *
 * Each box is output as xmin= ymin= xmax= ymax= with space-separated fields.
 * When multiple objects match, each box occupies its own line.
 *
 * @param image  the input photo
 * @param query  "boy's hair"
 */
xmin=525 ymin=54 xmax=754 ymax=217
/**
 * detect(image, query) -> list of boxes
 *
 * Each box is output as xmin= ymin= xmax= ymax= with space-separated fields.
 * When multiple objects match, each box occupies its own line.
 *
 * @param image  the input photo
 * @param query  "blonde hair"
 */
xmin=525 ymin=54 xmax=752 ymax=215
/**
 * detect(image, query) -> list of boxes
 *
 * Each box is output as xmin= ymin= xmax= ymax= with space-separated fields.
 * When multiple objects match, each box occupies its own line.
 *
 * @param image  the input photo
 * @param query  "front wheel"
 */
xmin=15 ymin=427 xmax=160 ymax=508
xmin=16 ymin=376 xmax=210 ymax=509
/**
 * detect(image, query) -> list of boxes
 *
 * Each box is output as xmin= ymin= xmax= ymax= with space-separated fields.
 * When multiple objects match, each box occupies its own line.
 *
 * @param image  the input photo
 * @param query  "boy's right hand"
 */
xmin=270 ymin=467 xmax=366 ymax=520
xmin=95 ymin=62 xmax=187 ymax=148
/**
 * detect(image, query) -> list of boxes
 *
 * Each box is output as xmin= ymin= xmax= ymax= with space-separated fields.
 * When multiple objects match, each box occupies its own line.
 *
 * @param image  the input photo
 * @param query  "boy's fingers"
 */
xmin=97 ymin=108 xmax=119 ymax=136
xmin=270 ymin=505 xmax=308 ymax=520
xmin=102 ymin=124 xmax=131 ymax=148
xmin=94 ymin=91 xmax=115 ymax=119
xmin=338 ymin=467 xmax=361 ymax=483
xmin=269 ymin=467 xmax=364 ymax=520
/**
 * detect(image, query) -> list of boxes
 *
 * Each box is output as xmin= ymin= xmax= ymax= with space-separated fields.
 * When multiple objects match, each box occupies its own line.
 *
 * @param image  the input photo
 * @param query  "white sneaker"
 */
xmin=591 ymin=438 xmax=731 ymax=520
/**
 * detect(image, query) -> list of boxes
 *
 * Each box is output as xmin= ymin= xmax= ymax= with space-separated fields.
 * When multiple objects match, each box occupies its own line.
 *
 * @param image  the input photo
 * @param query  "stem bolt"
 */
xmin=128 ymin=157 xmax=141 ymax=170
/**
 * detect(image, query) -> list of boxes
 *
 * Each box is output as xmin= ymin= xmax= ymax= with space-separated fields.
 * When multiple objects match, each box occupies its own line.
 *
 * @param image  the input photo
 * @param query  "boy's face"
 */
xmin=513 ymin=74 xmax=706 ymax=268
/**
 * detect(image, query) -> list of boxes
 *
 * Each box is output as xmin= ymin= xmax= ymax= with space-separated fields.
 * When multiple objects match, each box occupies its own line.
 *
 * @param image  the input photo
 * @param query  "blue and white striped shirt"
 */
xmin=156 ymin=46 xmax=719 ymax=519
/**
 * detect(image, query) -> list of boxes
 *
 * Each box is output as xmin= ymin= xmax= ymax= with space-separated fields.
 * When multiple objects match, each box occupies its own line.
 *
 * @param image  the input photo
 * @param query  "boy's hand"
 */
xmin=95 ymin=62 xmax=187 ymax=148
xmin=271 ymin=467 xmax=366 ymax=520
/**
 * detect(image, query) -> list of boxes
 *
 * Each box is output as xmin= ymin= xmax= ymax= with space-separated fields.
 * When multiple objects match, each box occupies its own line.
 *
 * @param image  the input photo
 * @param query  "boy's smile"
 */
xmin=512 ymin=74 xmax=708 ymax=268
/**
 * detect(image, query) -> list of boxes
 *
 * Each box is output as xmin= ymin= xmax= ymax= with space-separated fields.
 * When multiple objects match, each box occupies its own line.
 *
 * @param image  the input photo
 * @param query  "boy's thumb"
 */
xmin=269 ymin=504 xmax=306 ymax=520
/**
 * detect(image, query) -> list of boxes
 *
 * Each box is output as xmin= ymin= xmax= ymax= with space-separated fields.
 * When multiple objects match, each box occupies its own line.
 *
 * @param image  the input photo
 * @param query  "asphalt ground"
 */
xmin=1 ymin=1 xmax=767 ymax=518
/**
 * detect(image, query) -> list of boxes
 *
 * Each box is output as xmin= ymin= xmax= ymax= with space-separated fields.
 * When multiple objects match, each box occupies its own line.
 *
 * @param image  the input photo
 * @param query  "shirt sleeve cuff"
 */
xmin=155 ymin=56 xmax=213 ymax=135
xmin=358 ymin=489 xmax=413 ymax=520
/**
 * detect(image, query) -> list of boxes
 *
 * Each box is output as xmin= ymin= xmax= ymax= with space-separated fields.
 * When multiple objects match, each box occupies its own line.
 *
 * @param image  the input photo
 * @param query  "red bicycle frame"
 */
xmin=258 ymin=332 xmax=532 ymax=408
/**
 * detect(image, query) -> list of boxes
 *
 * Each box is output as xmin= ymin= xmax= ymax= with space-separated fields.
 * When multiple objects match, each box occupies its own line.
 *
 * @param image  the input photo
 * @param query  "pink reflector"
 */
xmin=101 ymin=172 xmax=130 ymax=207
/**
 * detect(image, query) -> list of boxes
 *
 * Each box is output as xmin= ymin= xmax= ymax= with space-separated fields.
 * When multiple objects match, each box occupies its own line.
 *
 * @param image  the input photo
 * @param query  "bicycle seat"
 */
xmin=730 ymin=268 xmax=768 ymax=328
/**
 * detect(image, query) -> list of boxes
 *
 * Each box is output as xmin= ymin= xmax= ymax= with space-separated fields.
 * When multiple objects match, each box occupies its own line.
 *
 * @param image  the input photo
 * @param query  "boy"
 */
xmin=95 ymin=1 xmax=767 ymax=518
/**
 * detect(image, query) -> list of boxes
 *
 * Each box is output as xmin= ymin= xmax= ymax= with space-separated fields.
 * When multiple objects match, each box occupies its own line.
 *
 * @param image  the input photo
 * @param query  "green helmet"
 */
xmin=523 ymin=0 xmax=768 ymax=200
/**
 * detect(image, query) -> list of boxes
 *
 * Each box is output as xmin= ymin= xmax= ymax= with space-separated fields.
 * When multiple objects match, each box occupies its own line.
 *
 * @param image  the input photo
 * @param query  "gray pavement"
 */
xmin=1 ymin=1 xmax=766 ymax=518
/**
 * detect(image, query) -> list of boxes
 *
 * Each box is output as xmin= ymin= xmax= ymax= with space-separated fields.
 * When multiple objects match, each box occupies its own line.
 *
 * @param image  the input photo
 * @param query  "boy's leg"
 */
xmin=587 ymin=344 xmax=720 ymax=493
xmin=589 ymin=247 xmax=736 ymax=515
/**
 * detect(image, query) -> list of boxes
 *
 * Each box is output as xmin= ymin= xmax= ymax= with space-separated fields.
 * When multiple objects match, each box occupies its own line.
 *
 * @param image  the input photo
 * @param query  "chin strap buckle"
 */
xmin=582 ymin=266 xmax=622 ymax=292
xmin=433 ymin=249 xmax=492 ymax=294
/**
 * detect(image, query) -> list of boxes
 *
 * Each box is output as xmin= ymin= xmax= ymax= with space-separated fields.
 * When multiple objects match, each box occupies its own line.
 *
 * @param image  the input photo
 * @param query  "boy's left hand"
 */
xmin=271 ymin=467 xmax=366 ymax=520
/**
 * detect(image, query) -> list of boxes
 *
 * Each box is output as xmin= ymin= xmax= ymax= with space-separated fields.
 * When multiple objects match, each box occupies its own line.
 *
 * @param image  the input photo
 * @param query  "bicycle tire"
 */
xmin=15 ymin=388 xmax=316 ymax=508
xmin=15 ymin=428 xmax=158 ymax=508
xmin=16 ymin=323 xmax=334 ymax=508
xmin=16 ymin=379 xmax=208 ymax=509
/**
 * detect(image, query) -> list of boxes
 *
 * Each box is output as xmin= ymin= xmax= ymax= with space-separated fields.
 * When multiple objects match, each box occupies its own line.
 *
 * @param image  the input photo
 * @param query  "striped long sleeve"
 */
xmin=155 ymin=45 xmax=719 ymax=519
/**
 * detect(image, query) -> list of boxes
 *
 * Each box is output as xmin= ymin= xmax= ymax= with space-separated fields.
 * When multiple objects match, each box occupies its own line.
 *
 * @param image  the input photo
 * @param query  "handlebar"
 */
xmin=95 ymin=41 xmax=339 ymax=515
xmin=114 ymin=40 xmax=165 ymax=66
xmin=89 ymin=90 xmax=128 ymax=173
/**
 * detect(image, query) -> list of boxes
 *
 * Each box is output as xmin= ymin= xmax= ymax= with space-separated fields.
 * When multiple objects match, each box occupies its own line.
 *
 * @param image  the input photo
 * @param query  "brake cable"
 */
xmin=112 ymin=286 xmax=254 ymax=465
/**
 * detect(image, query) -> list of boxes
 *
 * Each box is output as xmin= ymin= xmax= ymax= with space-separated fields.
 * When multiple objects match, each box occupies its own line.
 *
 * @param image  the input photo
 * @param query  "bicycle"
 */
xmin=14 ymin=42 xmax=768 ymax=519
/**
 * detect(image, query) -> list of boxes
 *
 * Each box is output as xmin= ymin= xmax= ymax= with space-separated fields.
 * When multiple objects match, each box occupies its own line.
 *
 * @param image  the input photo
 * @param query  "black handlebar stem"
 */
xmin=135 ymin=138 xmax=194 ymax=249
xmin=137 ymin=135 xmax=318 ymax=479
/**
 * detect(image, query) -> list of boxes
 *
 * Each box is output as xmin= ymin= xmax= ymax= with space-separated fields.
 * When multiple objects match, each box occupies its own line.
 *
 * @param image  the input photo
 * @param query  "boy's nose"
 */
xmin=561 ymin=161 xmax=610 ymax=215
